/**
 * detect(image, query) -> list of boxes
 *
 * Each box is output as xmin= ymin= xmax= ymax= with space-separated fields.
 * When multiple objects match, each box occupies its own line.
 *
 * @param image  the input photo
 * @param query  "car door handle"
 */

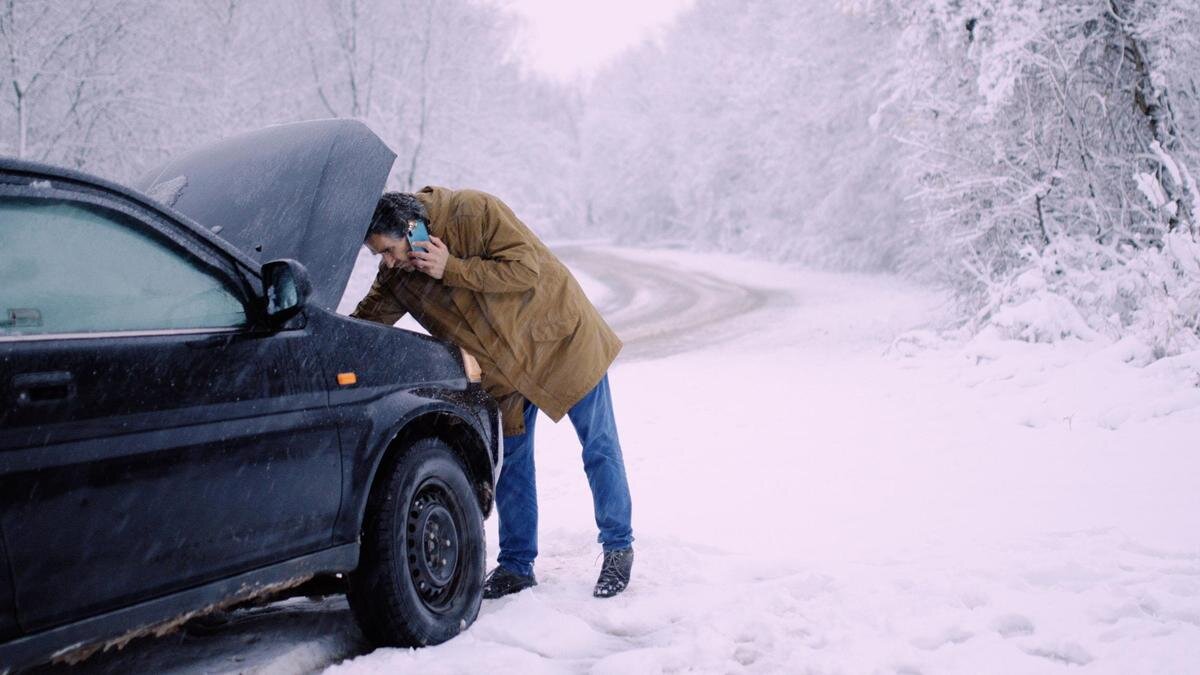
xmin=13 ymin=371 xmax=75 ymax=405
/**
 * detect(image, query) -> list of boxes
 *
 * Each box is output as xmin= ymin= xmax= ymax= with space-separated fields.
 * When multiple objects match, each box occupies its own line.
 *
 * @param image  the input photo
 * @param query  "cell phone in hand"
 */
xmin=406 ymin=219 xmax=430 ymax=252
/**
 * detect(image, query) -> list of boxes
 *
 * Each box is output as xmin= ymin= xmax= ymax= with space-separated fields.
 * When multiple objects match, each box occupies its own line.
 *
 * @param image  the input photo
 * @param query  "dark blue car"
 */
xmin=0 ymin=120 xmax=500 ymax=671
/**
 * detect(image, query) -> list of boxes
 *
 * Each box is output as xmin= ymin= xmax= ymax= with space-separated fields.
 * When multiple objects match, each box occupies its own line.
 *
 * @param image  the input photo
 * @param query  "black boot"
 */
xmin=593 ymin=548 xmax=634 ymax=598
xmin=482 ymin=565 xmax=537 ymax=599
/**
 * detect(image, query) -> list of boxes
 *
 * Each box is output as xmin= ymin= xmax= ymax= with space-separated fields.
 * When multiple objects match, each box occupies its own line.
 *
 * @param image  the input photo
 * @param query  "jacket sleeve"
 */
xmin=350 ymin=264 xmax=407 ymax=325
xmin=441 ymin=195 xmax=539 ymax=293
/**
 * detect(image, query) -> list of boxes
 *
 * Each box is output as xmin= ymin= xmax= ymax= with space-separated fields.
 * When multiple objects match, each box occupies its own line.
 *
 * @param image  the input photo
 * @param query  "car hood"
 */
xmin=135 ymin=119 xmax=395 ymax=311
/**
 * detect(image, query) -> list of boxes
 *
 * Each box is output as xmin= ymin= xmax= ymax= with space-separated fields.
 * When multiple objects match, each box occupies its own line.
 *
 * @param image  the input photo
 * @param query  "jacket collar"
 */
xmin=415 ymin=186 xmax=454 ymax=236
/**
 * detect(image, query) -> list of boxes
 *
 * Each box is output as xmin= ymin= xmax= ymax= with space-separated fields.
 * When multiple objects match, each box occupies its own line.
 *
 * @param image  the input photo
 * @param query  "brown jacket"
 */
xmin=351 ymin=186 xmax=622 ymax=436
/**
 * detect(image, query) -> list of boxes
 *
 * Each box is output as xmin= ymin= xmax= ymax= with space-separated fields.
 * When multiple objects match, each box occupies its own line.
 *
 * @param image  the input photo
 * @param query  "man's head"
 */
xmin=365 ymin=192 xmax=428 ymax=270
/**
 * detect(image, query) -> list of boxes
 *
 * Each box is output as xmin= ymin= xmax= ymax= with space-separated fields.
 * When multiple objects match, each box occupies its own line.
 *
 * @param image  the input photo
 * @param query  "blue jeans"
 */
xmin=495 ymin=374 xmax=634 ymax=577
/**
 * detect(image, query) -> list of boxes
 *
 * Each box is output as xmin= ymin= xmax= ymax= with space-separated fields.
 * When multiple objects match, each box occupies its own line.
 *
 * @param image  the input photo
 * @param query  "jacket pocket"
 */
xmin=531 ymin=308 xmax=580 ymax=341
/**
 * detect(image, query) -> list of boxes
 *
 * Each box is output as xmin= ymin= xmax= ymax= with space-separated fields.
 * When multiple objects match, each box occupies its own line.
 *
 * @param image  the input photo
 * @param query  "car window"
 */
xmin=0 ymin=197 xmax=247 ymax=337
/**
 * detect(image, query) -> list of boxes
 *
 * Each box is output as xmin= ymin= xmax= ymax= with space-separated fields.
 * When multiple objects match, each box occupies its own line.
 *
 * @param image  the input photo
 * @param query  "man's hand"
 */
xmin=410 ymin=235 xmax=450 ymax=280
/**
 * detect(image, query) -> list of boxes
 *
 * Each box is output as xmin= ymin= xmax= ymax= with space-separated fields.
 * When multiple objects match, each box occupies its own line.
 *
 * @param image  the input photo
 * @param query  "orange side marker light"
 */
xmin=337 ymin=372 xmax=358 ymax=386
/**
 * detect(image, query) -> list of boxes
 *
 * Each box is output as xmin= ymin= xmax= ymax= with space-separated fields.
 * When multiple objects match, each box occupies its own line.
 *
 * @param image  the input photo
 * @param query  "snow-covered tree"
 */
xmin=862 ymin=0 xmax=1200 ymax=354
xmin=0 ymin=0 xmax=155 ymax=172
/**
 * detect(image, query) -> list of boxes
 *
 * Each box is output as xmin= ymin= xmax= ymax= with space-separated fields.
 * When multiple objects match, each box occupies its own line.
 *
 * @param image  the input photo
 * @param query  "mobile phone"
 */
xmin=406 ymin=219 xmax=430 ymax=252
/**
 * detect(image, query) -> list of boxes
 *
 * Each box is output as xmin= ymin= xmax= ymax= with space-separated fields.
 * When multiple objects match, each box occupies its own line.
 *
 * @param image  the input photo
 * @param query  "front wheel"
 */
xmin=348 ymin=437 xmax=485 ymax=647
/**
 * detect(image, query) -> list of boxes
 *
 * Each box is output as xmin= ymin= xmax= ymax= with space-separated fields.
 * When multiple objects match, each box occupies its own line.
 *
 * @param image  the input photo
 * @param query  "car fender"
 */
xmin=334 ymin=387 xmax=499 ymax=544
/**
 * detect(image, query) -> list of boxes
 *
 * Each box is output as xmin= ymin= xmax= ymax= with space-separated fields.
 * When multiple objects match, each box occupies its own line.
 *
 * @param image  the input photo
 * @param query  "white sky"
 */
xmin=490 ymin=0 xmax=696 ymax=81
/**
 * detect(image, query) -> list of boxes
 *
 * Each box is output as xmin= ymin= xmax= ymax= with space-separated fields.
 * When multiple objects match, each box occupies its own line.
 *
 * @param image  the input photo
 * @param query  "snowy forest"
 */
xmin=4 ymin=0 xmax=1199 ymax=357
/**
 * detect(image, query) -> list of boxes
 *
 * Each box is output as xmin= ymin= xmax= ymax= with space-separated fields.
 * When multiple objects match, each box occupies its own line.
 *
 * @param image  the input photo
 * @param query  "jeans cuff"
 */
xmin=600 ymin=536 xmax=634 ymax=552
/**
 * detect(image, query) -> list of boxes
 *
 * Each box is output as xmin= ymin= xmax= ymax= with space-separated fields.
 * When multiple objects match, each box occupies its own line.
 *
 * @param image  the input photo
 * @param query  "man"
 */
xmin=351 ymin=188 xmax=635 ymax=599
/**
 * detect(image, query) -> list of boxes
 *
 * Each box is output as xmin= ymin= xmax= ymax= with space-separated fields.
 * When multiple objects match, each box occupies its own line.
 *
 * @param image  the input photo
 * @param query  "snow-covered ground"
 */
xmin=327 ymin=247 xmax=1200 ymax=674
xmin=53 ymin=246 xmax=1200 ymax=674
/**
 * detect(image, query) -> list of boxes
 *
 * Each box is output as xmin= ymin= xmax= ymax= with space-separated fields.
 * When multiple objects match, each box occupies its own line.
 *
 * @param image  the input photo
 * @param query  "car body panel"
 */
xmin=300 ymin=308 xmax=500 ymax=537
xmin=0 ymin=544 xmax=357 ymax=672
xmin=1 ymin=329 xmax=343 ymax=634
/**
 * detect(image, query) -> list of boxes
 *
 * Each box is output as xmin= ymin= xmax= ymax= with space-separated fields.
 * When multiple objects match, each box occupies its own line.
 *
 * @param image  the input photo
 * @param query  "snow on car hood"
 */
xmin=135 ymin=119 xmax=395 ymax=311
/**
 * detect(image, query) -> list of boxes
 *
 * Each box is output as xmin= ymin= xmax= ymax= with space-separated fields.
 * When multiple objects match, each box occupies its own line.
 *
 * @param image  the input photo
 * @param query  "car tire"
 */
xmin=348 ymin=437 xmax=485 ymax=647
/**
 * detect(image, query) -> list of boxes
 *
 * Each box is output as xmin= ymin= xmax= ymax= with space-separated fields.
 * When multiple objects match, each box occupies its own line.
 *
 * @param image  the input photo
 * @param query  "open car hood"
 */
xmin=135 ymin=119 xmax=395 ymax=311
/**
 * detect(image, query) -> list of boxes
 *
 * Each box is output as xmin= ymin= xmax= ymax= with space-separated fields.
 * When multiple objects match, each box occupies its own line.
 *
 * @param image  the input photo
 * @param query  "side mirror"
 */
xmin=262 ymin=259 xmax=312 ymax=325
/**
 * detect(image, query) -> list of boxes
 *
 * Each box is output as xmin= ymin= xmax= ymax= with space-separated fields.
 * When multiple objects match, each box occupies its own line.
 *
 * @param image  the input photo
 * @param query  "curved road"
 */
xmin=33 ymin=246 xmax=787 ymax=675
xmin=556 ymin=244 xmax=786 ymax=362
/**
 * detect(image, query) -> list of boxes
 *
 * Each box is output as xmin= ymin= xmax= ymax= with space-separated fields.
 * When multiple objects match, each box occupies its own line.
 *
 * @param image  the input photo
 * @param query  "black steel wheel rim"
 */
xmin=405 ymin=477 xmax=463 ymax=613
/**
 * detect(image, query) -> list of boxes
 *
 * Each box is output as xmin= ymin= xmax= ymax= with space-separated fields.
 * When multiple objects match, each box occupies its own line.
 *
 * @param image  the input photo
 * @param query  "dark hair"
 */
xmin=367 ymin=192 xmax=428 ymax=239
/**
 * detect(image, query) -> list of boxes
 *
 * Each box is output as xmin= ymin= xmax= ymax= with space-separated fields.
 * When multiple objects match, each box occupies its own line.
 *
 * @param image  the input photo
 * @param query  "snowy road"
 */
xmin=554 ymin=245 xmax=785 ymax=362
xmin=40 ymin=246 xmax=1200 ymax=674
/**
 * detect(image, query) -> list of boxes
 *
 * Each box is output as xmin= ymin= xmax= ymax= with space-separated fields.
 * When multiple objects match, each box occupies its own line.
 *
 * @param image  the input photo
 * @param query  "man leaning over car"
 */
xmin=351 ymin=188 xmax=635 ymax=599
